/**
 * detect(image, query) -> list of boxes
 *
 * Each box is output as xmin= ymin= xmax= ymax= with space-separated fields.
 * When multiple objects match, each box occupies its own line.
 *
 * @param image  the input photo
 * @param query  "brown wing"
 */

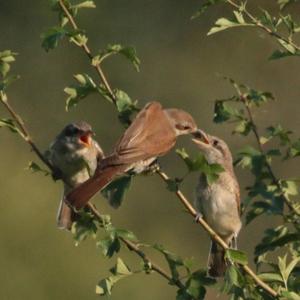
xmin=105 ymin=102 xmax=176 ymax=166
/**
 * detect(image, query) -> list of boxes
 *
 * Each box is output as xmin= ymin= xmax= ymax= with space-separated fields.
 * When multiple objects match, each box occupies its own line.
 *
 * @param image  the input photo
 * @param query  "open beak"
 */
xmin=79 ymin=131 xmax=92 ymax=147
xmin=191 ymin=129 xmax=210 ymax=146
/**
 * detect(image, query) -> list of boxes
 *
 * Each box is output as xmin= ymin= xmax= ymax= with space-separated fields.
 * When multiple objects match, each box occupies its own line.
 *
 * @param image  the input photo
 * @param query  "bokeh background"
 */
xmin=0 ymin=0 xmax=300 ymax=299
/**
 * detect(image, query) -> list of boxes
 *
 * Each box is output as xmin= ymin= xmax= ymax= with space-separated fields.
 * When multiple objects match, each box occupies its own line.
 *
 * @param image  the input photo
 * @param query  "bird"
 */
xmin=45 ymin=121 xmax=104 ymax=230
xmin=65 ymin=101 xmax=199 ymax=210
xmin=192 ymin=129 xmax=241 ymax=277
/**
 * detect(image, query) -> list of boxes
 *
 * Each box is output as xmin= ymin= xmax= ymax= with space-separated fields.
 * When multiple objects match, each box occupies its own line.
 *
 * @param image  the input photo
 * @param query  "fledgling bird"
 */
xmin=46 ymin=121 xmax=104 ymax=230
xmin=192 ymin=129 xmax=241 ymax=277
xmin=66 ymin=101 xmax=199 ymax=210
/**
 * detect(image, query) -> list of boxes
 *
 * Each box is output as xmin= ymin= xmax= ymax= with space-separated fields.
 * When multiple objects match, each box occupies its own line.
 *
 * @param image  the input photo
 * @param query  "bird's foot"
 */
xmin=194 ymin=212 xmax=203 ymax=223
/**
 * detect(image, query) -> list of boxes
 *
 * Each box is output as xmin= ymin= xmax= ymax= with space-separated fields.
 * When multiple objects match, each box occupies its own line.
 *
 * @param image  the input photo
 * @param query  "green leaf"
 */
xmin=72 ymin=1 xmax=96 ymax=9
xmin=269 ymin=49 xmax=300 ymax=60
xmin=213 ymin=100 xmax=240 ymax=123
xmin=96 ymin=258 xmax=132 ymax=296
xmin=258 ymin=272 xmax=284 ymax=282
xmin=115 ymin=90 xmax=138 ymax=125
xmin=153 ymin=244 xmax=185 ymax=282
xmin=71 ymin=211 xmax=97 ymax=245
xmin=97 ymin=236 xmax=121 ymax=258
xmin=114 ymin=228 xmax=138 ymax=242
xmin=27 ymin=161 xmax=50 ymax=176
xmin=208 ymin=15 xmax=252 ymax=36
xmin=65 ymin=73 xmax=98 ymax=111
xmin=191 ymin=0 xmax=224 ymax=19
xmin=280 ymin=180 xmax=298 ymax=199
xmin=0 ymin=50 xmax=17 ymax=77
xmin=41 ymin=27 xmax=69 ymax=51
xmin=281 ymin=291 xmax=300 ymax=300
xmin=101 ymin=175 xmax=132 ymax=208
xmin=98 ymin=44 xmax=140 ymax=71
xmin=225 ymin=249 xmax=248 ymax=265
xmin=0 ymin=118 xmax=22 ymax=135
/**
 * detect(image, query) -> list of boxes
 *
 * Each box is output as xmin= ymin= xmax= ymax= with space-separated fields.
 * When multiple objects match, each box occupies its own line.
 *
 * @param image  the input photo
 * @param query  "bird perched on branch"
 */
xmin=192 ymin=129 xmax=241 ymax=277
xmin=46 ymin=121 xmax=104 ymax=230
xmin=66 ymin=101 xmax=199 ymax=210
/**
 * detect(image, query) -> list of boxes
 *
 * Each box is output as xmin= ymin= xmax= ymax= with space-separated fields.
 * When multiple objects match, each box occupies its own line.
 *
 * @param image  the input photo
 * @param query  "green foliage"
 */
xmin=115 ymin=89 xmax=139 ymax=125
xmin=176 ymin=148 xmax=224 ymax=185
xmin=96 ymin=257 xmax=132 ymax=296
xmin=0 ymin=50 xmax=17 ymax=78
xmin=94 ymin=44 xmax=141 ymax=72
xmin=191 ymin=0 xmax=225 ymax=19
xmin=27 ymin=161 xmax=50 ymax=176
xmin=225 ymin=249 xmax=248 ymax=265
xmin=101 ymin=175 xmax=132 ymax=208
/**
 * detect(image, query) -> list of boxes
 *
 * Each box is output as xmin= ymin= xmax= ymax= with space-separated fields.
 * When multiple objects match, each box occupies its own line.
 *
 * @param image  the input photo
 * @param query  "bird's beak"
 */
xmin=191 ymin=129 xmax=210 ymax=146
xmin=79 ymin=132 xmax=92 ymax=147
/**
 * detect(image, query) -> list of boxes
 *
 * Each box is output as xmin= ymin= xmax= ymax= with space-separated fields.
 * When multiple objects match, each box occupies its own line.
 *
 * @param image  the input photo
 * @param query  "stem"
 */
xmin=226 ymin=0 xmax=300 ymax=51
xmin=241 ymin=95 xmax=300 ymax=215
xmin=156 ymin=170 xmax=278 ymax=298
xmin=0 ymin=93 xmax=53 ymax=171
xmin=87 ymin=203 xmax=184 ymax=289
xmin=58 ymin=3 xmax=278 ymax=298
xmin=0 ymin=93 xmax=182 ymax=294
xmin=58 ymin=0 xmax=116 ymax=104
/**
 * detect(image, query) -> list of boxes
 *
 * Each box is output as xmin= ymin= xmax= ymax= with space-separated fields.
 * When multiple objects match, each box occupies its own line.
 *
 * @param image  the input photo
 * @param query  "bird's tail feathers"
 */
xmin=65 ymin=165 xmax=127 ymax=210
xmin=208 ymin=240 xmax=227 ymax=277
xmin=56 ymin=199 xmax=77 ymax=230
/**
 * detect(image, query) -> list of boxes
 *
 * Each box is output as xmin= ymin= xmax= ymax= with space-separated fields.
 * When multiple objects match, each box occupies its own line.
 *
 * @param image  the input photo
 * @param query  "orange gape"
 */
xmin=65 ymin=101 xmax=199 ymax=210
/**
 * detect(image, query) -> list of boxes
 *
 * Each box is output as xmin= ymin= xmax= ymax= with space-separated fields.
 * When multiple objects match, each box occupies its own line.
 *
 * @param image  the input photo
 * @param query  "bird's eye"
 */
xmin=183 ymin=125 xmax=190 ymax=130
xmin=65 ymin=126 xmax=79 ymax=136
xmin=213 ymin=140 xmax=218 ymax=146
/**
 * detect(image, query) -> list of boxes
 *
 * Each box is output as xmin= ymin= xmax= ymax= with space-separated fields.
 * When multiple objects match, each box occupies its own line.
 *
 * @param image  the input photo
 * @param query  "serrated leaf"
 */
xmin=41 ymin=27 xmax=68 ymax=51
xmin=213 ymin=100 xmax=240 ymax=123
xmin=225 ymin=249 xmax=248 ymax=265
xmin=98 ymin=44 xmax=140 ymax=71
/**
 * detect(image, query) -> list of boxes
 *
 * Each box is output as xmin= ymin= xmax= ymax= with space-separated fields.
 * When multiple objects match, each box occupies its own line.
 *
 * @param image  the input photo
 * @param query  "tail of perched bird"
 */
xmin=56 ymin=199 xmax=77 ymax=230
xmin=65 ymin=165 xmax=128 ymax=210
xmin=208 ymin=240 xmax=227 ymax=277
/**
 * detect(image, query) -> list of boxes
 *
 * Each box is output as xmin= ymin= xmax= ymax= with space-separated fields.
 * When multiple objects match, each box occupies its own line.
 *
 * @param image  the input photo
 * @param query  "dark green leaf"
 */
xmin=98 ymin=44 xmax=140 ymax=71
xmin=27 ymin=161 xmax=50 ymax=176
xmin=213 ymin=100 xmax=240 ymax=123
xmin=71 ymin=210 xmax=97 ymax=245
xmin=101 ymin=175 xmax=132 ymax=208
xmin=97 ymin=236 xmax=121 ymax=258
xmin=114 ymin=228 xmax=138 ymax=242
xmin=191 ymin=0 xmax=224 ymax=19
xmin=225 ymin=249 xmax=248 ymax=265
xmin=115 ymin=90 xmax=139 ymax=125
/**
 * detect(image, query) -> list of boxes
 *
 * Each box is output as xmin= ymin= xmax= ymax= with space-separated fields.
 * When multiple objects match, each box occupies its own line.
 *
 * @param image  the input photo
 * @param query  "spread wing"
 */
xmin=105 ymin=102 xmax=176 ymax=166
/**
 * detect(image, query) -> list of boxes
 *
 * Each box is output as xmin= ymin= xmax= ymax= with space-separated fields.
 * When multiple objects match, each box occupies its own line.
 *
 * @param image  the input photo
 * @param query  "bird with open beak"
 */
xmin=66 ymin=101 xmax=199 ymax=210
xmin=192 ymin=129 xmax=241 ymax=277
xmin=46 ymin=121 xmax=104 ymax=230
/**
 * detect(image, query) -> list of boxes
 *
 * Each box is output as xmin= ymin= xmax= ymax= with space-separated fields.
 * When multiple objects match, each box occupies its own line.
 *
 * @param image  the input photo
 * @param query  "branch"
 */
xmin=226 ymin=0 xmax=300 ymax=51
xmin=240 ymin=94 xmax=300 ymax=216
xmin=58 ymin=0 xmax=116 ymax=104
xmin=57 ymin=2 xmax=278 ymax=298
xmin=0 ymin=93 xmax=182 ymax=292
xmin=156 ymin=170 xmax=278 ymax=298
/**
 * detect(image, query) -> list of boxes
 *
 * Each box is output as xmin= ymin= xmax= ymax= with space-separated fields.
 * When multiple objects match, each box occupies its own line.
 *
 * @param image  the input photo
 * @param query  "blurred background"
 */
xmin=0 ymin=0 xmax=300 ymax=299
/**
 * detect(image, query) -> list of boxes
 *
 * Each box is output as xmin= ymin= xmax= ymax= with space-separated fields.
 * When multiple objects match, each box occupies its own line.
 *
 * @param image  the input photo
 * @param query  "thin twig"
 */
xmin=0 ymin=90 xmax=182 ymax=292
xmin=156 ymin=170 xmax=278 ymax=298
xmin=58 ymin=3 xmax=278 ymax=298
xmin=58 ymin=0 xmax=116 ymax=104
xmin=226 ymin=0 xmax=300 ymax=51
xmin=240 ymin=95 xmax=300 ymax=215
xmin=87 ymin=203 xmax=184 ymax=288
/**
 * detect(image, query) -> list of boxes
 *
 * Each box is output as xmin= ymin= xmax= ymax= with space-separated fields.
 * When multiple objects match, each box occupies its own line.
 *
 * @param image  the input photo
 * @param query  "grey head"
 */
xmin=57 ymin=121 xmax=94 ymax=150
xmin=192 ymin=129 xmax=233 ymax=168
xmin=164 ymin=108 xmax=198 ymax=136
